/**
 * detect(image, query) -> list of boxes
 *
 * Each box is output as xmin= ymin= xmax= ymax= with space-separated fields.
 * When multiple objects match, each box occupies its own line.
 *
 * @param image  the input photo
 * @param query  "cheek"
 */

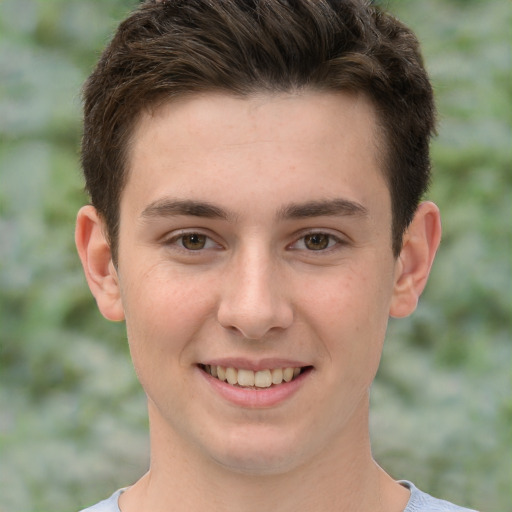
xmin=302 ymin=266 xmax=387 ymax=316
xmin=298 ymin=264 xmax=393 ymax=354
xmin=120 ymin=267 xmax=219 ymax=361
xmin=121 ymin=274 xmax=219 ymax=410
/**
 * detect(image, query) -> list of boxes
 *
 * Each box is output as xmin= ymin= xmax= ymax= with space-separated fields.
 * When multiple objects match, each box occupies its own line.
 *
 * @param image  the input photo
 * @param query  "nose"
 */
xmin=217 ymin=249 xmax=293 ymax=340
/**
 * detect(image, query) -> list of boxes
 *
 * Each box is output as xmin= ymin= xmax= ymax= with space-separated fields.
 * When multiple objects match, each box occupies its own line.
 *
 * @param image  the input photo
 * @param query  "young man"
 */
xmin=75 ymin=1 xmax=477 ymax=511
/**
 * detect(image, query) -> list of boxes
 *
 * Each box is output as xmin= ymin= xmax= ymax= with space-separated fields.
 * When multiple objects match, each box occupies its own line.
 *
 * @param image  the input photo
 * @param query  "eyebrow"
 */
xmin=141 ymin=199 xmax=230 ymax=221
xmin=277 ymin=198 xmax=368 ymax=220
xmin=140 ymin=197 xmax=368 ymax=222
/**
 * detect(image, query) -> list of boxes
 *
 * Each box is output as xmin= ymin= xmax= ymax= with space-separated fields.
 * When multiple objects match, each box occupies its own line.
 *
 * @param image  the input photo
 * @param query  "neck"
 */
xmin=120 ymin=398 xmax=408 ymax=512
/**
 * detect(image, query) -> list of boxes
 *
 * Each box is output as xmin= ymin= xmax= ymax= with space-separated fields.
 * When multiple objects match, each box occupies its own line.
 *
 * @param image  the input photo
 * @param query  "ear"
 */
xmin=390 ymin=201 xmax=442 ymax=318
xmin=75 ymin=205 xmax=125 ymax=322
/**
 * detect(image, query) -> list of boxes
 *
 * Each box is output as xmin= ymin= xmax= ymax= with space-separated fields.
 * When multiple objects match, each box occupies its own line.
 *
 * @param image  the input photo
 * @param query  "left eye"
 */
xmin=180 ymin=233 xmax=208 ymax=250
xmin=169 ymin=233 xmax=218 ymax=251
xmin=293 ymin=233 xmax=339 ymax=251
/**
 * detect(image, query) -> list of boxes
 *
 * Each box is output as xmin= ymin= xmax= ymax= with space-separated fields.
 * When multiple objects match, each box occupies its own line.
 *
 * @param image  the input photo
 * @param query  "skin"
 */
xmin=76 ymin=91 xmax=441 ymax=511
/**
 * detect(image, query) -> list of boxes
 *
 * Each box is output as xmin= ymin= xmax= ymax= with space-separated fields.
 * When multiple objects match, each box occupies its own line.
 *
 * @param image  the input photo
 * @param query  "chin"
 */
xmin=206 ymin=426 xmax=308 ymax=476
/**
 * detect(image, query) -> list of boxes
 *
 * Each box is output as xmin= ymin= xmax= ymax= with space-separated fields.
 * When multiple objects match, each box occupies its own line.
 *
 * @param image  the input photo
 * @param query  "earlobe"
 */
xmin=390 ymin=201 xmax=442 ymax=318
xmin=75 ymin=205 xmax=125 ymax=322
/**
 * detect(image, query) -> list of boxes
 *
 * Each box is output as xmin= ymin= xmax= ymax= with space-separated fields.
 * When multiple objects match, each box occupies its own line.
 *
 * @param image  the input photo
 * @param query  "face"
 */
xmin=113 ymin=91 xmax=402 ymax=474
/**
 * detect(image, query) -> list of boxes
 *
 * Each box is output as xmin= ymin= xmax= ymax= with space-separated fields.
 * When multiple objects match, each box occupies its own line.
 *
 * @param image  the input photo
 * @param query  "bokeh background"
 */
xmin=0 ymin=1 xmax=510 ymax=510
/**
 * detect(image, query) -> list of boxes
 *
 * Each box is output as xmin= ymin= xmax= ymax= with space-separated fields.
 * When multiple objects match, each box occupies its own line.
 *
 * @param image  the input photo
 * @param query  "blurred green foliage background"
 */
xmin=0 ymin=1 xmax=510 ymax=510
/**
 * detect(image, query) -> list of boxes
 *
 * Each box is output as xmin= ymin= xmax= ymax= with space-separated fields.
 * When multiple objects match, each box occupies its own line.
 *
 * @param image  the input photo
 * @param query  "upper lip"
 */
xmin=200 ymin=357 xmax=311 ymax=372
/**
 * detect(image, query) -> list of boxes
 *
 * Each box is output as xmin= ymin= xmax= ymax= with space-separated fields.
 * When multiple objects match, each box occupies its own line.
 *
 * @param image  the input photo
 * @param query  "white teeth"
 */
xmin=206 ymin=365 xmax=303 ymax=388
xmin=217 ymin=366 xmax=226 ymax=381
xmin=283 ymin=367 xmax=294 ymax=382
xmin=271 ymin=368 xmax=283 ymax=384
xmin=225 ymin=367 xmax=238 ymax=385
xmin=237 ymin=369 xmax=255 ymax=387
xmin=254 ymin=369 xmax=272 ymax=388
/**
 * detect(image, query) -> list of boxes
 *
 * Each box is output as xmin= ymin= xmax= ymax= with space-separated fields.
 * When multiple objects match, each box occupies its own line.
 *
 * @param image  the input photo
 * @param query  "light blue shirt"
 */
xmin=79 ymin=481 xmax=478 ymax=511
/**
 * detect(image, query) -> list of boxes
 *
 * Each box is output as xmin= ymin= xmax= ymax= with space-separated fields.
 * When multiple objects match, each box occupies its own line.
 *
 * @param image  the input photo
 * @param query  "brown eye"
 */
xmin=181 ymin=233 xmax=207 ymax=250
xmin=304 ymin=233 xmax=330 ymax=250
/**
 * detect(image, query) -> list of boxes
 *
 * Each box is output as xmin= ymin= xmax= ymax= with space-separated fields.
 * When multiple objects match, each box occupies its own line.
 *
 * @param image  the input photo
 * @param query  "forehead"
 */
xmin=134 ymin=90 xmax=380 ymax=150
xmin=123 ymin=91 xmax=389 ymax=219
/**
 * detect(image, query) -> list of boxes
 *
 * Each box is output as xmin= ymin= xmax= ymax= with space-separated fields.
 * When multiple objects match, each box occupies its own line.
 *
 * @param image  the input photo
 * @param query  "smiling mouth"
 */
xmin=199 ymin=364 xmax=310 ymax=388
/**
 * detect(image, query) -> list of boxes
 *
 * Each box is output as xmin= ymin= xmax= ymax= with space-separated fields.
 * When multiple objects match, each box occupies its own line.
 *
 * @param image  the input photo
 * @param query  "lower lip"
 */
xmin=198 ymin=367 xmax=310 ymax=408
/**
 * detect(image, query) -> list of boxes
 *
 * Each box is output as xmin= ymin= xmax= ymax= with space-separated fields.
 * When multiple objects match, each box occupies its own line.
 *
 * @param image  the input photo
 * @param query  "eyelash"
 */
xmin=164 ymin=230 xmax=346 ymax=253
xmin=288 ymin=231 xmax=346 ymax=252
xmin=164 ymin=231 xmax=221 ymax=252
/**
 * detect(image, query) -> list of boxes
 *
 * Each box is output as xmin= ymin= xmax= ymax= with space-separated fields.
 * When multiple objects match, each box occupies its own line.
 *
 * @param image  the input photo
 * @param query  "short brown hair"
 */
xmin=81 ymin=0 xmax=435 ymax=261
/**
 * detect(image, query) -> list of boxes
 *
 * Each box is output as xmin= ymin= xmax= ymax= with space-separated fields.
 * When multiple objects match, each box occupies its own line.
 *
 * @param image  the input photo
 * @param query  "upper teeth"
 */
xmin=205 ymin=365 xmax=302 ymax=388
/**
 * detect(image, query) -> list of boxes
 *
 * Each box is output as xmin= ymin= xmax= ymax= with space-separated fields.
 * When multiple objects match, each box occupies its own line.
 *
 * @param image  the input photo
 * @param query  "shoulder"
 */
xmin=78 ymin=488 xmax=126 ymax=512
xmin=400 ymin=481 xmax=478 ymax=512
